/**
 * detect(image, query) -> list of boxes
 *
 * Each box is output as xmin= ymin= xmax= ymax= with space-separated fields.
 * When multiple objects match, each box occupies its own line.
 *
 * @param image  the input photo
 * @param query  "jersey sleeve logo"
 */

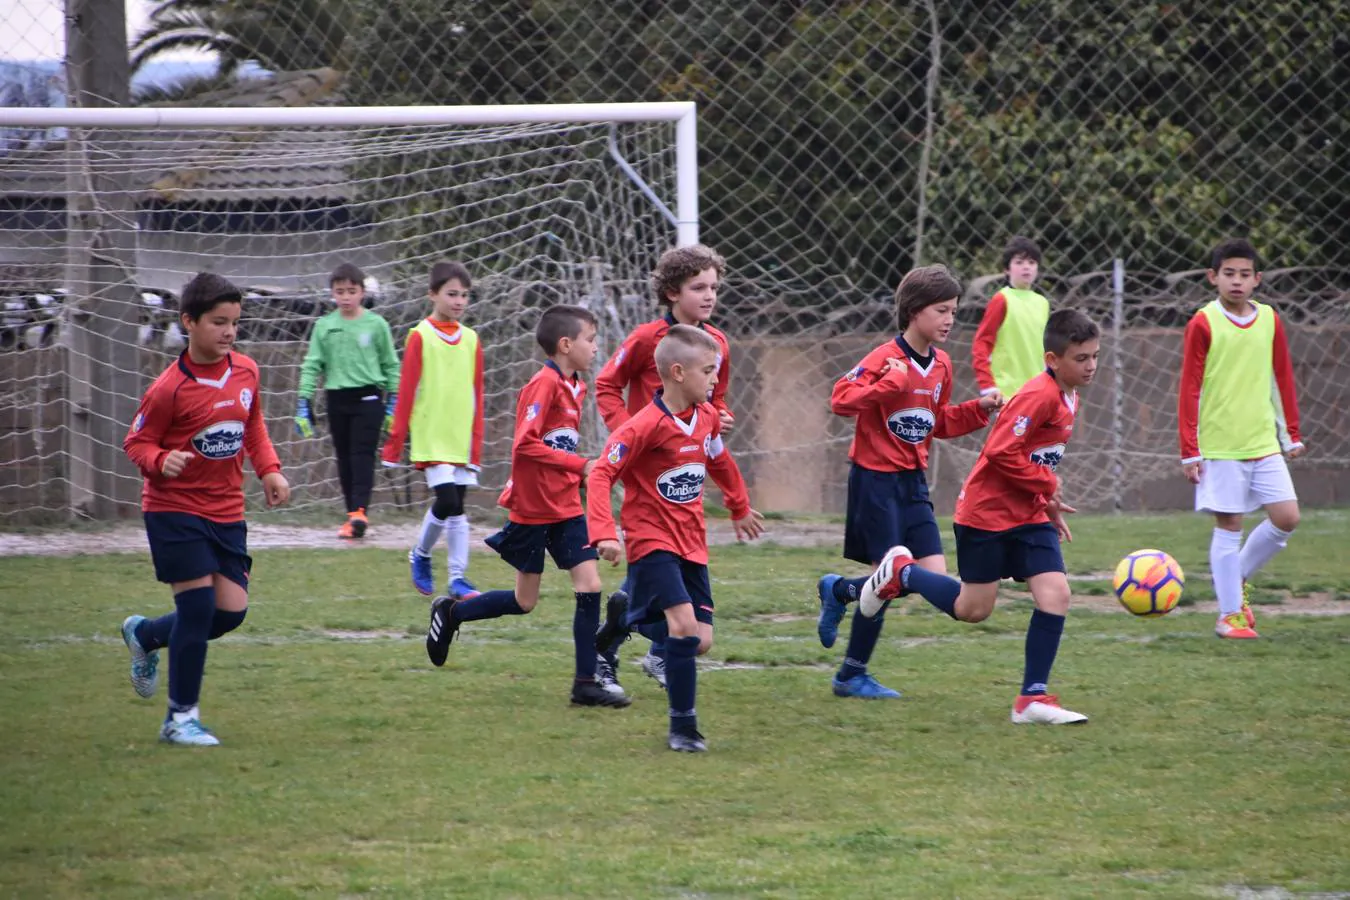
xmin=656 ymin=462 xmax=706 ymax=504
xmin=132 ymin=412 xmax=145 ymax=433
xmin=192 ymin=420 xmax=245 ymax=459
xmin=1012 ymin=415 xmax=1030 ymax=436
xmin=886 ymin=407 xmax=936 ymax=444
xmin=525 ymin=402 xmax=540 ymax=421
xmin=239 ymin=387 xmax=253 ymax=413
xmin=933 ymin=381 xmax=943 ymax=404
xmin=612 ymin=348 xmax=626 ymax=368
xmin=606 ymin=441 xmax=627 ymax=465
xmin=542 ymin=427 xmax=580 ymax=453
xmin=845 ymin=365 xmax=864 ymax=382
xmin=1029 ymin=442 xmax=1065 ymax=470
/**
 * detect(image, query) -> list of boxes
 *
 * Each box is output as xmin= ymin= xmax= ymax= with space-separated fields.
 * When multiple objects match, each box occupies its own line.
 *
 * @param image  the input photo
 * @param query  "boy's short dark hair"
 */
xmin=536 ymin=304 xmax=597 ymax=355
xmin=330 ymin=262 xmax=366 ymax=287
xmin=1209 ymin=238 xmax=1260 ymax=271
xmin=651 ymin=244 xmax=725 ymax=307
xmin=430 ymin=261 xmax=472 ymax=294
xmin=1001 ymin=236 xmax=1042 ymax=270
xmin=894 ymin=264 xmax=961 ymax=331
xmin=1044 ymin=308 xmax=1100 ymax=356
xmin=180 ymin=272 xmax=242 ymax=321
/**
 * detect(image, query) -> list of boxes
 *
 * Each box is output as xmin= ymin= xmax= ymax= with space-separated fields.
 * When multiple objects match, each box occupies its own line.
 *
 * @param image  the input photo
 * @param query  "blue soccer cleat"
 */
xmin=816 ymin=574 xmax=846 ymax=649
xmin=409 ymin=550 xmax=435 ymax=596
xmin=159 ymin=715 xmax=220 ymax=747
xmin=449 ymin=576 xmax=479 ymax=600
xmin=121 ymin=614 xmax=160 ymax=698
xmin=832 ymin=672 xmax=902 ymax=699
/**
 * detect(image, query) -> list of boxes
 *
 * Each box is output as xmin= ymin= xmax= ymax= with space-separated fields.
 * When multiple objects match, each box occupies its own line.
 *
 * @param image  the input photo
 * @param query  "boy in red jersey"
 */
xmin=120 ymin=272 xmax=290 ymax=746
xmin=815 ymin=265 xmax=1001 ymax=698
xmin=587 ymin=325 xmax=764 ymax=752
xmin=857 ymin=309 xmax=1100 ymax=725
xmin=382 ymin=262 xmax=485 ymax=599
xmin=423 ymin=306 xmax=630 ymax=708
xmin=1178 ymin=239 xmax=1304 ymax=640
xmin=594 ymin=244 xmax=735 ymax=688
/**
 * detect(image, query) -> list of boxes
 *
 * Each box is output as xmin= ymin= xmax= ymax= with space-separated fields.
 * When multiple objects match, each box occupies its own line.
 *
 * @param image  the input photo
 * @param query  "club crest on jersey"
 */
xmin=657 ymin=462 xmax=706 ymax=504
xmin=845 ymin=365 xmax=864 ymax=382
xmin=239 ymin=388 xmax=253 ymax=412
xmin=613 ymin=348 xmax=626 ymax=367
xmin=886 ymin=407 xmax=936 ymax=444
xmin=525 ymin=402 xmax=540 ymax=421
xmin=606 ymin=442 xmax=627 ymax=465
xmin=543 ymin=427 xmax=580 ymax=453
xmin=132 ymin=412 xmax=145 ymax=433
xmin=933 ymin=381 xmax=943 ymax=404
xmin=1012 ymin=415 xmax=1029 ymax=436
xmin=1029 ymin=443 xmax=1066 ymax=470
xmin=192 ymin=420 xmax=245 ymax=460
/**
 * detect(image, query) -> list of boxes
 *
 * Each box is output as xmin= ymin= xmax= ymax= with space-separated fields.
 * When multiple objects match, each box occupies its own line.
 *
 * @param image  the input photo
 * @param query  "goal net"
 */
xmin=0 ymin=104 xmax=693 ymax=522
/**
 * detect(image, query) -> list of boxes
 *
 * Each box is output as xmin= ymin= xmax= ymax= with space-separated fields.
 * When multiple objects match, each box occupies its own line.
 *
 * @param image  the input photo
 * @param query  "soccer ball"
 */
xmin=1113 ymin=549 xmax=1184 ymax=617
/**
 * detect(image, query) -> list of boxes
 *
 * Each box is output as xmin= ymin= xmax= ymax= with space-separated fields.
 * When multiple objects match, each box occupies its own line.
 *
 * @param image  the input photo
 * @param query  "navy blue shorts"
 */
xmin=484 ymin=515 xmax=598 ymax=575
xmin=953 ymin=522 xmax=1064 ymax=584
xmin=625 ymin=551 xmax=714 ymax=628
xmin=143 ymin=511 xmax=251 ymax=589
xmin=843 ymin=464 xmax=943 ymax=565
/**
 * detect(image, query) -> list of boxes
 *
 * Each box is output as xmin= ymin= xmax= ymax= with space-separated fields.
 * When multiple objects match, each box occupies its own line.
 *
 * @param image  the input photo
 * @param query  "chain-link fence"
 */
xmin=3 ymin=0 xmax=1349 ymax=523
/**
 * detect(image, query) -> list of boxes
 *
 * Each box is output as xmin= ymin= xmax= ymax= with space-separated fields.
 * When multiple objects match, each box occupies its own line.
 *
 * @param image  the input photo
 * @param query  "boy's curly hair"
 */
xmin=651 ymin=244 xmax=726 ymax=306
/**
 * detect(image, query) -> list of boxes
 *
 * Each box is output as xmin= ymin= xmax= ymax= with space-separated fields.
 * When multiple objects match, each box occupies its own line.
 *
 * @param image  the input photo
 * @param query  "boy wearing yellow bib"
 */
xmin=382 ymin=262 xmax=486 ymax=599
xmin=972 ymin=236 xmax=1051 ymax=400
xmin=1178 ymin=239 xmax=1306 ymax=640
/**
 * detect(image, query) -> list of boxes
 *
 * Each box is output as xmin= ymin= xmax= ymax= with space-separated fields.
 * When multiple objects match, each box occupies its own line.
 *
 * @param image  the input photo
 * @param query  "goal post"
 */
xmin=0 ymin=102 xmax=698 ymax=522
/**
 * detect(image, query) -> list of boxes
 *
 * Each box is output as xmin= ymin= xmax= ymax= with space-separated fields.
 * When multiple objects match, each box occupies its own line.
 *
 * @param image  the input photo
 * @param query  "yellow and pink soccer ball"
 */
xmin=1113 ymin=549 xmax=1184 ymax=617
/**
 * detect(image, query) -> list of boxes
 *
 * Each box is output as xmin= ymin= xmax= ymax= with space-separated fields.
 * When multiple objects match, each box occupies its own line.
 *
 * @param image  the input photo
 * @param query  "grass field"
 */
xmin=2 ymin=511 xmax=1348 ymax=898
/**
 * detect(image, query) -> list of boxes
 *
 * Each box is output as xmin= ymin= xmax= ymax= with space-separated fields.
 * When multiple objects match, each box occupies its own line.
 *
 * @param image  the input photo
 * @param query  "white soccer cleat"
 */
xmin=1010 ymin=694 xmax=1088 ymax=725
xmin=858 ymin=545 xmax=914 ymax=619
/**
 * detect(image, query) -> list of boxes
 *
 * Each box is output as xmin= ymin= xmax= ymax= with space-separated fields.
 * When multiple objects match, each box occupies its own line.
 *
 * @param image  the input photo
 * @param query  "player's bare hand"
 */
xmin=596 ymin=539 xmax=623 ymax=566
xmin=732 ymin=508 xmax=766 ymax=542
xmin=582 ymin=457 xmax=598 ymax=477
xmin=1181 ymin=461 xmax=1203 ymax=484
xmin=882 ymin=357 xmax=906 ymax=373
xmin=1287 ymin=444 xmax=1307 ymax=459
xmin=1047 ymin=497 xmax=1077 ymax=517
xmin=718 ymin=410 xmax=736 ymax=432
xmin=161 ymin=449 xmax=194 ymax=478
xmin=978 ymin=390 xmax=1004 ymax=411
xmin=1050 ymin=511 xmax=1074 ymax=543
xmin=261 ymin=471 xmax=291 ymax=507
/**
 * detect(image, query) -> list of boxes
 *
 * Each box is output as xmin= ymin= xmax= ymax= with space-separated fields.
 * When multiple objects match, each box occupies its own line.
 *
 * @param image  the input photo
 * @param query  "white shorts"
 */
xmin=424 ymin=464 xmax=479 ymax=489
xmin=1195 ymin=456 xmax=1296 ymax=514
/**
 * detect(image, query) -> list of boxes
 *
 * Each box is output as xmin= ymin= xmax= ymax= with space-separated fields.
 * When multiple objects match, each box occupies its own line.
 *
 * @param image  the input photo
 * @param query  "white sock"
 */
xmin=1210 ymin=527 xmax=1244 ymax=616
xmin=1240 ymin=519 xmax=1292 ymax=581
xmin=445 ymin=514 xmax=469 ymax=581
xmin=171 ymin=706 xmax=200 ymax=724
xmin=415 ymin=508 xmax=446 ymax=558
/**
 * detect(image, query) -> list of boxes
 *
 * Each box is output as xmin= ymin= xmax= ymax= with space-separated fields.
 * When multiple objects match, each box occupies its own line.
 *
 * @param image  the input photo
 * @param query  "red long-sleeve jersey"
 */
xmin=497 ymin=362 xmax=590 ymax=524
xmin=954 ymin=370 xmax=1076 ymax=533
xmin=831 ymin=338 xmax=989 ymax=473
xmin=381 ymin=318 xmax=485 ymax=468
xmin=594 ymin=315 xmax=731 ymax=429
xmin=586 ymin=396 xmax=750 ymax=565
xmin=124 ymin=351 xmax=281 ymax=522
xmin=1177 ymin=306 xmax=1302 ymax=462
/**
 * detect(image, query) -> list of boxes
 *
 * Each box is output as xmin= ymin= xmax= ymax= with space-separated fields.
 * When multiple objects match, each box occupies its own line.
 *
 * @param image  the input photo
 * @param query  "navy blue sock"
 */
xmin=665 ymin=634 xmax=700 ymax=735
xmin=167 ymin=585 xmax=215 ymax=714
xmin=453 ymin=590 xmax=524 ymax=622
xmin=135 ymin=612 xmax=175 ymax=653
xmin=636 ymin=620 xmax=669 ymax=657
xmin=837 ymin=608 xmax=884 ymax=682
xmin=901 ymin=565 xmax=960 ymax=619
xmin=208 ymin=607 xmax=247 ymax=640
xmin=1022 ymin=609 xmax=1066 ymax=695
xmin=573 ymin=592 xmax=600 ymax=680
xmin=832 ymin=576 xmax=868 ymax=604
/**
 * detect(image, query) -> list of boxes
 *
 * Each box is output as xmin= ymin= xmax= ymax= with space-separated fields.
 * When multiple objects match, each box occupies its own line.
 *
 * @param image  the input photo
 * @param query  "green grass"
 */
xmin=2 ymin=512 xmax=1348 ymax=898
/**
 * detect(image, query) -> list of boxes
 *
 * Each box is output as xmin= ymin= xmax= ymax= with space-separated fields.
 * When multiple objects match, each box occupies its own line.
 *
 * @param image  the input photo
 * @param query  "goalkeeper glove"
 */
xmin=295 ymin=397 xmax=316 ymax=438
xmin=384 ymin=393 xmax=397 ymax=432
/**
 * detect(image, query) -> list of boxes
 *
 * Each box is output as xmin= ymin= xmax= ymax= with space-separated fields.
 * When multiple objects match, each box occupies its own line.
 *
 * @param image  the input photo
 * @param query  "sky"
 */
xmin=0 ymin=0 xmax=213 ymax=63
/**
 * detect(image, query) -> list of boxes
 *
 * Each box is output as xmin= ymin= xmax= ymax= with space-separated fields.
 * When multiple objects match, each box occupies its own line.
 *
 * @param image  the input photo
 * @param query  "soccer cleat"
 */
xmin=595 ymin=590 xmax=630 ymax=656
xmin=1215 ymin=611 xmax=1259 ymax=639
xmin=816 ymin=574 xmax=846 ymax=648
xmin=831 ymin=672 xmax=902 ymax=699
xmin=1011 ymin=694 xmax=1088 ymax=725
xmin=595 ymin=654 xmax=626 ymax=697
xmin=1240 ymin=581 xmax=1256 ymax=629
xmin=449 ymin=576 xmax=480 ymax=600
xmin=121 ymin=615 xmax=160 ymax=698
xmin=339 ymin=508 xmax=368 ymax=540
xmin=337 ymin=519 xmax=358 ymax=539
xmin=858 ymin=545 xmax=914 ymax=618
xmin=426 ymin=596 xmax=460 ymax=667
xmin=409 ymin=550 xmax=435 ymax=596
xmin=668 ymin=729 xmax=708 ymax=752
xmin=159 ymin=716 xmax=220 ymax=746
xmin=640 ymin=651 xmax=667 ymax=688
xmin=571 ymin=679 xmax=632 ymax=708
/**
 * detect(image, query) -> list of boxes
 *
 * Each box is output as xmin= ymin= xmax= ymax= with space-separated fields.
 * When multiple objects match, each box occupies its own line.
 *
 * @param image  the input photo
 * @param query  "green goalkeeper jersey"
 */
xmin=297 ymin=308 xmax=401 ymax=399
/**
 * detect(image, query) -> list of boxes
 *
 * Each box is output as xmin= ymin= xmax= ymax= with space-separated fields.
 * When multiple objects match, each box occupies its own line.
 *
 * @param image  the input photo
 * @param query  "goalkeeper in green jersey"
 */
xmin=295 ymin=263 xmax=401 ymax=539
